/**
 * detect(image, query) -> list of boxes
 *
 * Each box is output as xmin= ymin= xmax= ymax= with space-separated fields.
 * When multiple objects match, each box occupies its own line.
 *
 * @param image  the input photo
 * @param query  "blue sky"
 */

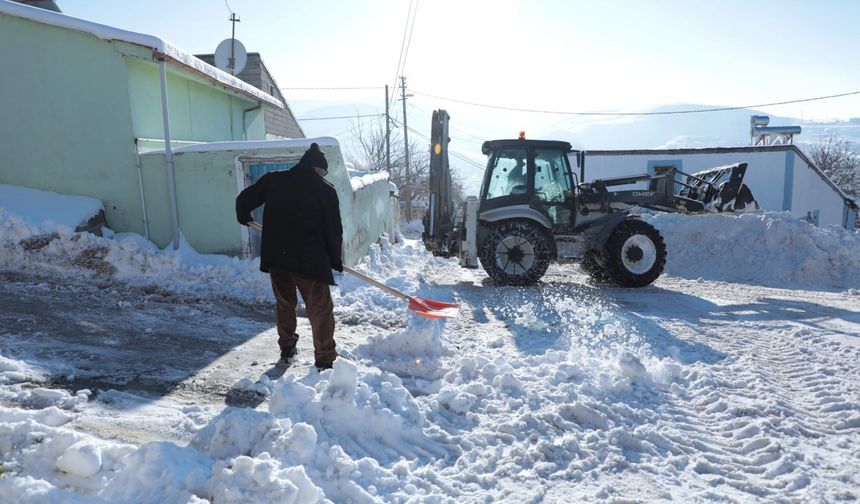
xmin=58 ymin=0 xmax=860 ymax=117
xmin=56 ymin=0 xmax=860 ymax=159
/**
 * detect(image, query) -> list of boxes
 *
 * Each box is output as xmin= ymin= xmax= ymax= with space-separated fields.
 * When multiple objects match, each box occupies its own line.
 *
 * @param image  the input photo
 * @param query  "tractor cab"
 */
xmin=480 ymin=138 xmax=579 ymax=232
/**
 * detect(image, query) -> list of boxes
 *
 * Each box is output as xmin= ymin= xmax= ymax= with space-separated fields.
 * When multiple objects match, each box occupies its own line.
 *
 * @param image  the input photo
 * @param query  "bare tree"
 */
xmin=808 ymin=134 xmax=860 ymax=198
xmin=346 ymin=117 xmax=390 ymax=173
xmin=346 ymin=118 xmax=464 ymax=222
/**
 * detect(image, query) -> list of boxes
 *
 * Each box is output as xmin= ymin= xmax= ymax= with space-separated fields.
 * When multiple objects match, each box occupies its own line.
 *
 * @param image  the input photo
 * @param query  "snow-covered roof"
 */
xmin=0 ymin=0 xmax=283 ymax=109
xmin=350 ymin=172 xmax=390 ymax=192
xmin=141 ymin=137 xmax=340 ymax=156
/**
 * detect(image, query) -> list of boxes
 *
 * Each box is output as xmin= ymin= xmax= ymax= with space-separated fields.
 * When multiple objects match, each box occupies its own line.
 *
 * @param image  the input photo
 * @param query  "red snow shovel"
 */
xmin=248 ymin=222 xmax=459 ymax=319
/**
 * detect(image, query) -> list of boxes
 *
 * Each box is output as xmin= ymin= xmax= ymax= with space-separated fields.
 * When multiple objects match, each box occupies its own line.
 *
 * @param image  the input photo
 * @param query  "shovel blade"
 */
xmin=408 ymin=297 xmax=460 ymax=319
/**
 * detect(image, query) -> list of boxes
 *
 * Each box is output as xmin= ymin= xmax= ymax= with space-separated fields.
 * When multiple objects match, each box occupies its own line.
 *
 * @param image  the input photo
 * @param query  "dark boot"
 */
xmin=314 ymin=360 xmax=333 ymax=371
xmin=280 ymin=334 xmax=299 ymax=363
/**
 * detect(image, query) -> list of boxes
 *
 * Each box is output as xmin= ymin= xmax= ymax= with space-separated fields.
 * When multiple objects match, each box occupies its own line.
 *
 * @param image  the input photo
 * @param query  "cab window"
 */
xmin=484 ymin=148 xmax=528 ymax=200
xmin=533 ymin=148 xmax=572 ymax=202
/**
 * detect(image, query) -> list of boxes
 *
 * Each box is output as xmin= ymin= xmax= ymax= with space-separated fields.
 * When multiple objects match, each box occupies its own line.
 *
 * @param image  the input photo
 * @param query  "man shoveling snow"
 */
xmin=235 ymin=143 xmax=343 ymax=371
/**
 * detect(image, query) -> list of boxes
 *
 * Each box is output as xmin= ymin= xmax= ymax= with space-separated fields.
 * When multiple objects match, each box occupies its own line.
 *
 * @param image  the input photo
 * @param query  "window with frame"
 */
xmin=484 ymin=148 xmax=528 ymax=200
xmin=533 ymin=148 xmax=572 ymax=203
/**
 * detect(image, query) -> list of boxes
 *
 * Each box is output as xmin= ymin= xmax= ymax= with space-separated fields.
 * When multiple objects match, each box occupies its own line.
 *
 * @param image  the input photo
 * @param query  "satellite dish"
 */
xmin=214 ymin=38 xmax=247 ymax=75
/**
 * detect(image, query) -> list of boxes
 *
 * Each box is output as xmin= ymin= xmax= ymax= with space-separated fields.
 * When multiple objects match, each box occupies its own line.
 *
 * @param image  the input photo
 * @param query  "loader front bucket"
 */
xmin=678 ymin=163 xmax=759 ymax=212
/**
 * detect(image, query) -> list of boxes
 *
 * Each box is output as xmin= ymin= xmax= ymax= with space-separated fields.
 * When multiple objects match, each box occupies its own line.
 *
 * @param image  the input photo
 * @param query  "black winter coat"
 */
xmin=235 ymin=164 xmax=343 ymax=285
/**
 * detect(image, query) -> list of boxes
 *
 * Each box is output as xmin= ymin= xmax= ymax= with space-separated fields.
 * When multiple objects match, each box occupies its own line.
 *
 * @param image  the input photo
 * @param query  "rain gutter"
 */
xmin=243 ymin=102 xmax=262 ymax=141
xmin=158 ymin=56 xmax=180 ymax=250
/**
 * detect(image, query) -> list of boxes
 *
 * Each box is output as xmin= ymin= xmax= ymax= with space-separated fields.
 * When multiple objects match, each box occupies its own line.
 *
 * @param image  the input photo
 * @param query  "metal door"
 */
xmin=242 ymin=159 xmax=299 ymax=257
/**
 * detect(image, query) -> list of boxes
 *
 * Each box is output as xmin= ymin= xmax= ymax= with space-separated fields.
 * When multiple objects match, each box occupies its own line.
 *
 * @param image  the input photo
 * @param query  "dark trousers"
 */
xmin=269 ymin=270 xmax=337 ymax=365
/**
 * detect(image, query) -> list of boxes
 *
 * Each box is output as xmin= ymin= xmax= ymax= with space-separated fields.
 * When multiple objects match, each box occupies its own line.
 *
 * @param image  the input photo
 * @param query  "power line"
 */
xmin=390 ymin=0 xmax=413 ymax=103
xmin=223 ymin=0 xmax=233 ymax=14
xmin=401 ymin=1 xmax=419 ymax=81
xmin=390 ymin=1 xmax=418 ymax=107
xmin=407 ymin=102 xmax=485 ymax=146
xmin=392 ymin=119 xmax=485 ymax=171
xmin=298 ymin=113 xmax=384 ymax=121
xmin=412 ymin=89 xmax=860 ymax=116
xmin=331 ymin=113 xmax=386 ymax=139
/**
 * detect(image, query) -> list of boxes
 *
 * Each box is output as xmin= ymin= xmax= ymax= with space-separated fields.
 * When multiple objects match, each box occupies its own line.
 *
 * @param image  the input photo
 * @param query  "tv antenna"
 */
xmin=214 ymin=12 xmax=246 ymax=75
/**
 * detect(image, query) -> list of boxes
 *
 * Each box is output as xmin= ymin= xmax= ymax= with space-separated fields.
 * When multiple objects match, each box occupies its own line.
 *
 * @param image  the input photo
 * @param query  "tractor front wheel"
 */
xmin=480 ymin=220 xmax=551 ymax=286
xmin=603 ymin=219 xmax=666 ymax=287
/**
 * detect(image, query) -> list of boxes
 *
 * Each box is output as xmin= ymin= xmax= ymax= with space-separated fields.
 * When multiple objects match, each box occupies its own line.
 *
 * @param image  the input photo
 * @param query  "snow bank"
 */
xmin=401 ymin=219 xmax=425 ymax=235
xmin=0 ymin=358 xmax=460 ymax=503
xmin=0 ymin=184 xmax=102 ymax=230
xmin=0 ymin=187 xmax=444 ymax=309
xmin=349 ymin=171 xmax=390 ymax=192
xmin=0 ymin=187 xmax=274 ymax=301
xmin=646 ymin=211 xmax=860 ymax=289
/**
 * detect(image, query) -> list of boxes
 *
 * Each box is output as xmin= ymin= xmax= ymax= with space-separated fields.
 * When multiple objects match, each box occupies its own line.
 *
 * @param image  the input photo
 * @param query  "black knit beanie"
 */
xmin=301 ymin=143 xmax=328 ymax=170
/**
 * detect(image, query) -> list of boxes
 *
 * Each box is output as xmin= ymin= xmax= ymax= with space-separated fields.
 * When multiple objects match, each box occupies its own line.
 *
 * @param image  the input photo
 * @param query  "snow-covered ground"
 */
xmin=1 ymin=188 xmax=859 ymax=502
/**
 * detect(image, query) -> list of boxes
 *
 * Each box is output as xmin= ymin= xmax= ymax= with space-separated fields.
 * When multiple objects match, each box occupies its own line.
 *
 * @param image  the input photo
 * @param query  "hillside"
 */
xmin=291 ymin=100 xmax=860 ymax=195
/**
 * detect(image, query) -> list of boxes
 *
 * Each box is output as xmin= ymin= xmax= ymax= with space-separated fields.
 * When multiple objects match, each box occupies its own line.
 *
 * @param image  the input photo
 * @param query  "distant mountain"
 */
xmin=289 ymin=100 xmax=384 ymax=142
xmin=287 ymin=100 xmax=860 ymax=194
xmin=533 ymin=104 xmax=795 ymax=150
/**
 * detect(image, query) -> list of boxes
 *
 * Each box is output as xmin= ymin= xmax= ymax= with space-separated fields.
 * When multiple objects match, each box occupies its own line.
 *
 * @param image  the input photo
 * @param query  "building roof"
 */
xmin=140 ymin=137 xmax=340 ymax=156
xmin=0 ymin=0 xmax=283 ymax=109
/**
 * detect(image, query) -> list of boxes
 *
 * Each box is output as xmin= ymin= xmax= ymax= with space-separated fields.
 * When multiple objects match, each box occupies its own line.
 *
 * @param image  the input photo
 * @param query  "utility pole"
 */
xmin=228 ymin=12 xmax=240 ymax=75
xmin=385 ymin=85 xmax=391 ymax=173
xmin=400 ymin=75 xmax=413 ymax=221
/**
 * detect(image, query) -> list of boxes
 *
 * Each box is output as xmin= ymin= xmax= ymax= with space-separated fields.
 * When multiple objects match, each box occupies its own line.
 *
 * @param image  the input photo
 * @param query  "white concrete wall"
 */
xmin=579 ymin=149 xmax=848 ymax=227
xmin=790 ymin=154 xmax=846 ymax=227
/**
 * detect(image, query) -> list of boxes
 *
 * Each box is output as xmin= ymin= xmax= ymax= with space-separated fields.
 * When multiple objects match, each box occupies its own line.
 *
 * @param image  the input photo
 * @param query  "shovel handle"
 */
xmin=247 ymin=221 xmax=412 ymax=303
xmin=342 ymin=266 xmax=411 ymax=302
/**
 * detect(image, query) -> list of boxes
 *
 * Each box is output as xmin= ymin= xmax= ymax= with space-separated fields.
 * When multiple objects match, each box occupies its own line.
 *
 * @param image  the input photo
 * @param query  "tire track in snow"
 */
xmin=385 ymin=255 xmax=860 ymax=501
xmin=649 ymin=289 xmax=860 ymax=501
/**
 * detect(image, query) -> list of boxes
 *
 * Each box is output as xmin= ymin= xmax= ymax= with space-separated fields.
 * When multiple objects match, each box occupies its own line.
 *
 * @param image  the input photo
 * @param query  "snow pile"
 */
xmin=0 ymin=185 xmax=278 ymax=303
xmin=349 ymin=171 xmax=389 ymax=192
xmin=355 ymin=318 xmax=449 ymax=381
xmin=646 ymin=211 xmax=860 ymax=289
xmin=334 ymin=237 xmax=456 ymax=327
xmin=0 ymin=359 xmax=461 ymax=503
xmin=0 ymin=207 xmax=272 ymax=302
xmin=0 ymin=184 xmax=102 ymax=231
xmin=0 ymin=355 xmax=36 ymax=384
xmin=401 ymin=219 xmax=425 ymax=235
xmin=0 ymin=188 xmax=442 ymax=308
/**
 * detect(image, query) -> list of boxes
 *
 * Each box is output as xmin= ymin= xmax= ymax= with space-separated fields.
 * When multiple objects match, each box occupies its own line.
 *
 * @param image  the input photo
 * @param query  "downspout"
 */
xmin=243 ymin=102 xmax=262 ymax=140
xmin=158 ymin=57 xmax=181 ymax=250
xmin=133 ymin=139 xmax=151 ymax=241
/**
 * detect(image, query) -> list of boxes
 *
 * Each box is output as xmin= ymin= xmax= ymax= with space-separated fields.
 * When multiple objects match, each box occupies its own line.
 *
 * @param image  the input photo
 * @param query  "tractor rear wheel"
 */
xmin=480 ymin=220 xmax=551 ymax=286
xmin=603 ymin=219 xmax=666 ymax=287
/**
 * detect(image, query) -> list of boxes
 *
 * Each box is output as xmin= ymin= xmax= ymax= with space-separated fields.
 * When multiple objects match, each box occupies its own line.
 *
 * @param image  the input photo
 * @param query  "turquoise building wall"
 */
xmin=0 ymin=9 xmax=391 ymax=262
xmin=0 ymin=12 xmax=141 ymax=231
xmin=139 ymin=141 xmax=392 ymax=264
xmin=0 ymin=11 xmax=266 ymax=236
